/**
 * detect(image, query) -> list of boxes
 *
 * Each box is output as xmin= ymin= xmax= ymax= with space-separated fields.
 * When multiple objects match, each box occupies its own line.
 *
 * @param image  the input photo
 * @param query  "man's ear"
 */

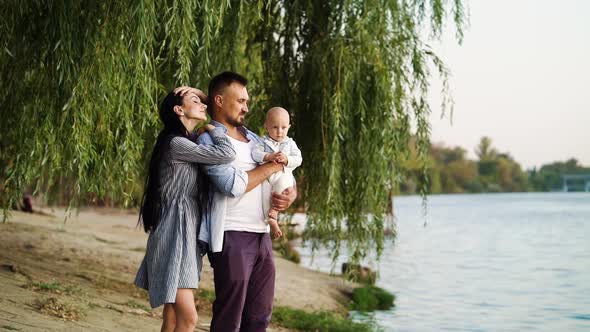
xmin=214 ymin=95 xmax=223 ymax=109
xmin=173 ymin=105 xmax=184 ymax=116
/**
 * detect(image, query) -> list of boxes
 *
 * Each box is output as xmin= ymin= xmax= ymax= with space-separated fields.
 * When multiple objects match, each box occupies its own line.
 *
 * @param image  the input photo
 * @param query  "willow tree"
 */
xmin=1 ymin=0 xmax=466 ymax=264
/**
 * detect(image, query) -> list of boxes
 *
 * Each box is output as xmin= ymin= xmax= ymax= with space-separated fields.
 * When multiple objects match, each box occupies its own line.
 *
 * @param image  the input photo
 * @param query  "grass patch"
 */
xmin=2 ymin=325 xmax=21 ymax=331
xmin=33 ymin=297 xmax=86 ymax=321
xmin=350 ymin=286 xmax=394 ymax=312
xmin=271 ymin=306 xmax=374 ymax=332
xmin=28 ymin=281 xmax=61 ymax=292
xmin=198 ymin=288 xmax=216 ymax=302
xmin=92 ymin=274 xmax=148 ymax=300
xmin=125 ymin=299 xmax=150 ymax=311
xmin=25 ymin=280 xmax=83 ymax=296
xmin=196 ymin=288 xmax=215 ymax=312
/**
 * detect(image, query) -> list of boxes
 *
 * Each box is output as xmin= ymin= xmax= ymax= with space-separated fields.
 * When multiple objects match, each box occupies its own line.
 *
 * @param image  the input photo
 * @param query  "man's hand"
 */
xmin=173 ymin=86 xmax=208 ymax=104
xmin=271 ymin=186 xmax=297 ymax=211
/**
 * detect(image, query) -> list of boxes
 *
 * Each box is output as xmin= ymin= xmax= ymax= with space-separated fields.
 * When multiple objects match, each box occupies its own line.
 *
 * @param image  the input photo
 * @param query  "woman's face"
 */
xmin=181 ymin=93 xmax=208 ymax=122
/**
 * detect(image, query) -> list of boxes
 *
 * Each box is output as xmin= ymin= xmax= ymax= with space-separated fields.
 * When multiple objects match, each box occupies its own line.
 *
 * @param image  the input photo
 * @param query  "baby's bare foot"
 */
xmin=268 ymin=217 xmax=283 ymax=239
xmin=271 ymin=223 xmax=283 ymax=239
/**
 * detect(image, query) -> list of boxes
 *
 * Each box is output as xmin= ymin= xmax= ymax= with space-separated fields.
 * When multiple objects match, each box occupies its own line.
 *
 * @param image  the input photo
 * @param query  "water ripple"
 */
xmin=296 ymin=193 xmax=590 ymax=332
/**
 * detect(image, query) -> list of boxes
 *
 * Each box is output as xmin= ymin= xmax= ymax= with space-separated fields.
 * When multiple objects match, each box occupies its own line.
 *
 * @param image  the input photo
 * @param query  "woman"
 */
xmin=134 ymin=88 xmax=235 ymax=332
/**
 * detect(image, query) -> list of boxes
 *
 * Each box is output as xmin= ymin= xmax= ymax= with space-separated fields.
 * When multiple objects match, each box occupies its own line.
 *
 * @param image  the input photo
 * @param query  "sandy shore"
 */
xmin=0 ymin=208 xmax=354 ymax=331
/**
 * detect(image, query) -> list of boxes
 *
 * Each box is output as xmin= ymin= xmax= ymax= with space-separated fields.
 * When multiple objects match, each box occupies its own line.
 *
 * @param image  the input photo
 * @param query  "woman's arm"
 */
xmin=170 ymin=127 xmax=236 ymax=164
xmin=174 ymin=86 xmax=208 ymax=104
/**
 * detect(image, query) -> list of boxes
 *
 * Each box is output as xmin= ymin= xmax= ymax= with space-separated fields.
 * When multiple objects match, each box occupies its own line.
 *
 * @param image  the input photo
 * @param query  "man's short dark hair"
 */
xmin=208 ymin=71 xmax=248 ymax=102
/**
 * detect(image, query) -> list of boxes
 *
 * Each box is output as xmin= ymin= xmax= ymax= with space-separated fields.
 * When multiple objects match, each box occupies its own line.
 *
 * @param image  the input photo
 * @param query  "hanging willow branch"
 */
xmin=0 ymin=0 xmax=466 ymax=265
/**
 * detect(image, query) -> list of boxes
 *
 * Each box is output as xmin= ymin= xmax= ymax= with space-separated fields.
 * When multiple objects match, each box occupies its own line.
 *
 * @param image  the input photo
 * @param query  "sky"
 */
xmin=427 ymin=0 xmax=590 ymax=169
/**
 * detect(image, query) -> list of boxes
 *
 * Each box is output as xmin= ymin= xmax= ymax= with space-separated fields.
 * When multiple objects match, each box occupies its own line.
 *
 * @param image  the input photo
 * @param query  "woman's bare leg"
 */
xmin=172 ymin=288 xmax=198 ymax=332
xmin=161 ymin=303 xmax=176 ymax=332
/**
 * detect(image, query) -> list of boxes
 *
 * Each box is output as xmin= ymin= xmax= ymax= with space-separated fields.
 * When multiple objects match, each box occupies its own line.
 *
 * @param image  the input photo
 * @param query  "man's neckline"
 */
xmin=226 ymin=134 xmax=251 ymax=144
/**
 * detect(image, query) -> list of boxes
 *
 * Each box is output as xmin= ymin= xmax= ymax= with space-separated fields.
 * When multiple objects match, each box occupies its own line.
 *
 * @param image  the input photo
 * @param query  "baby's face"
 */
xmin=265 ymin=111 xmax=290 ymax=142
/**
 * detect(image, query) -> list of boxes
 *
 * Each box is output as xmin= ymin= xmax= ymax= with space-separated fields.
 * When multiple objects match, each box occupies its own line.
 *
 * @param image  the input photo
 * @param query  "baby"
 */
xmin=252 ymin=107 xmax=302 ymax=239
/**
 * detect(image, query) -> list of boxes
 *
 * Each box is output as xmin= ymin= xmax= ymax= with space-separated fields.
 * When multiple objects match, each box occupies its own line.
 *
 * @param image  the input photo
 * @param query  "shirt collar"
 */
xmin=210 ymin=120 xmax=252 ymax=139
xmin=264 ymin=134 xmax=288 ymax=144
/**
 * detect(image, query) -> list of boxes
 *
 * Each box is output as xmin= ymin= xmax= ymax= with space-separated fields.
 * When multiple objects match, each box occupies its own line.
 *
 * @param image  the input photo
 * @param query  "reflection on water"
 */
xmin=293 ymin=193 xmax=590 ymax=331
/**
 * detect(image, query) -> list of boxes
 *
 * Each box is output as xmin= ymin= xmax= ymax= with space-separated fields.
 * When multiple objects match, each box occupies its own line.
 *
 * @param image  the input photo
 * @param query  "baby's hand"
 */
xmin=275 ymin=152 xmax=288 ymax=165
xmin=263 ymin=152 xmax=280 ymax=163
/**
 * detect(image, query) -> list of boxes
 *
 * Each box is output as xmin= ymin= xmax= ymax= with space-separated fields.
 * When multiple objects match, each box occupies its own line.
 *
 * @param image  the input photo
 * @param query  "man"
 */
xmin=197 ymin=71 xmax=297 ymax=331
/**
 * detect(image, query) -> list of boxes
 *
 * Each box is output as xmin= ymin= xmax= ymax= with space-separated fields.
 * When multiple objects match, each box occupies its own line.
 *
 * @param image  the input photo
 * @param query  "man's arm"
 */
xmin=198 ymin=132 xmax=282 ymax=196
xmin=245 ymin=162 xmax=283 ymax=192
xmin=198 ymin=132 xmax=247 ymax=197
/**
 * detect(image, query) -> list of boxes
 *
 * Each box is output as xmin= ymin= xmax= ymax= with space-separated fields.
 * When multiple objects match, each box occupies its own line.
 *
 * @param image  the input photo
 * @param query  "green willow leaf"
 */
xmin=0 ymin=0 xmax=465 ymax=265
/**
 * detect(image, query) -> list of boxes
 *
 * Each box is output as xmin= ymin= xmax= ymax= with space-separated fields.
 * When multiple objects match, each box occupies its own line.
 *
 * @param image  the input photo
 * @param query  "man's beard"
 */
xmin=228 ymin=115 xmax=245 ymax=127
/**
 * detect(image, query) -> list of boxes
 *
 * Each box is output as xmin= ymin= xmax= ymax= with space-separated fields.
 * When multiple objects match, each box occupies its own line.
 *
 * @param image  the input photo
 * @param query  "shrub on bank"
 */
xmin=351 ymin=286 xmax=395 ymax=311
xmin=272 ymin=306 xmax=374 ymax=332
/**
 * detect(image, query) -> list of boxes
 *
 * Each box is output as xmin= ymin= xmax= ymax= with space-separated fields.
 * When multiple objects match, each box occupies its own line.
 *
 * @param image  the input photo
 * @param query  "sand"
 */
xmin=0 ymin=208 xmax=354 ymax=331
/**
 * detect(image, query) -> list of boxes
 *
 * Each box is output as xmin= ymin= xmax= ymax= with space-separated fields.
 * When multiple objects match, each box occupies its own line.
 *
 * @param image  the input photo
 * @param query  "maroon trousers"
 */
xmin=208 ymin=231 xmax=275 ymax=332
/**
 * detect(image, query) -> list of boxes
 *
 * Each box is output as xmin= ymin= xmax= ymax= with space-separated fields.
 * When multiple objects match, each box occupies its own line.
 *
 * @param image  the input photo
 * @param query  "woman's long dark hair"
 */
xmin=138 ymin=91 xmax=212 ymax=233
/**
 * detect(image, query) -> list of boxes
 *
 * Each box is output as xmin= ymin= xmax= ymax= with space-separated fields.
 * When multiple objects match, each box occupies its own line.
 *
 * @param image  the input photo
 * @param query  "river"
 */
xmin=293 ymin=193 xmax=590 ymax=331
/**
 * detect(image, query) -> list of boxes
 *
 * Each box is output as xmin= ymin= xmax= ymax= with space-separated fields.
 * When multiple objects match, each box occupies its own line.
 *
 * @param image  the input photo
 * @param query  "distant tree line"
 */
xmin=400 ymin=136 xmax=589 ymax=194
xmin=528 ymin=159 xmax=590 ymax=192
